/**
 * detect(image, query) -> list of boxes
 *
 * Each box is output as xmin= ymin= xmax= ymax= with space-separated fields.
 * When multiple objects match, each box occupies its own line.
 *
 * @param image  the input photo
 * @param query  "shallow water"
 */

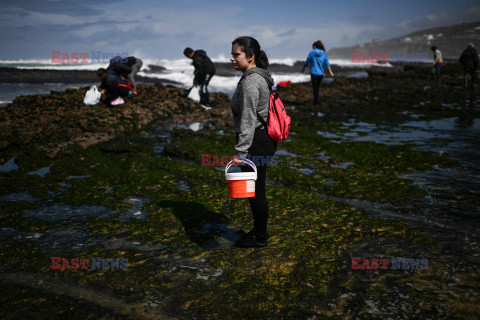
xmin=27 ymin=166 xmax=50 ymax=178
xmin=0 ymin=157 xmax=19 ymax=172
xmin=0 ymin=83 xmax=92 ymax=104
xmin=275 ymin=149 xmax=297 ymax=157
xmin=2 ymin=192 xmax=37 ymax=203
xmin=119 ymin=197 xmax=150 ymax=222
xmin=24 ymin=205 xmax=116 ymax=222
xmin=173 ymin=180 xmax=191 ymax=192
xmin=320 ymin=117 xmax=480 ymax=218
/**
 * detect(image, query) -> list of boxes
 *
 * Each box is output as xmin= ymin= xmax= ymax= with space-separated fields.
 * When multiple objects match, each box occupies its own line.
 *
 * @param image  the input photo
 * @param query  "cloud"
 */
xmin=335 ymin=5 xmax=480 ymax=49
xmin=349 ymin=14 xmax=374 ymax=24
xmin=1 ymin=1 xmax=479 ymax=59
xmin=0 ymin=0 xmax=106 ymax=17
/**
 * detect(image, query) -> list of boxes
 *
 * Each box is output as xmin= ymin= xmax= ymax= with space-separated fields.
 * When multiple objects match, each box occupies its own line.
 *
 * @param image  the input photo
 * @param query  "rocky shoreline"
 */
xmin=0 ymin=83 xmax=232 ymax=158
xmin=1 ymin=62 xmax=479 ymax=320
xmin=0 ymin=61 xmax=398 ymax=159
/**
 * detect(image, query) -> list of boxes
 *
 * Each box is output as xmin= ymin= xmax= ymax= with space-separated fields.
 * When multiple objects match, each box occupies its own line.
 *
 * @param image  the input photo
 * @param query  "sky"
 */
xmin=0 ymin=0 xmax=479 ymax=60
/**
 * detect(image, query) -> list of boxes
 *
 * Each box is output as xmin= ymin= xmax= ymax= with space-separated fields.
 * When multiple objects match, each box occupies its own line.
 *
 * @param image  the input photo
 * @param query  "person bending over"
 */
xmin=108 ymin=56 xmax=143 ymax=96
xmin=184 ymin=47 xmax=216 ymax=106
xmin=97 ymin=68 xmax=133 ymax=106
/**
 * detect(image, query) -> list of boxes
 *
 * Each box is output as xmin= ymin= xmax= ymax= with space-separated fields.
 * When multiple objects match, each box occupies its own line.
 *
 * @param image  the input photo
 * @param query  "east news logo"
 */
xmin=351 ymin=257 xmax=428 ymax=270
xmin=51 ymin=257 xmax=128 ymax=270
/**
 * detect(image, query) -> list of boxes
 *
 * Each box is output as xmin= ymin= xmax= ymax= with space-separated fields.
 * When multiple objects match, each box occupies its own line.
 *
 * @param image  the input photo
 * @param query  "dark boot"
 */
xmin=235 ymin=230 xmax=268 ymax=248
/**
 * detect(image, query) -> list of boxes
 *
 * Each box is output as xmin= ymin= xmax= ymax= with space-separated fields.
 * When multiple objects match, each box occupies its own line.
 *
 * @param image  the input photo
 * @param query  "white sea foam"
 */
xmin=328 ymin=59 xmax=393 ymax=68
xmin=0 ymin=57 xmax=379 ymax=98
xmin=1 ymin=57 xmax=392 ymax=71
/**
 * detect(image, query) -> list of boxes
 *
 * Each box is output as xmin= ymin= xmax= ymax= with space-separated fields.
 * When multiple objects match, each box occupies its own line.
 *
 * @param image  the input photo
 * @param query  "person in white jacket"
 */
xmin=431 ymin=45 xmax=443 ymax=80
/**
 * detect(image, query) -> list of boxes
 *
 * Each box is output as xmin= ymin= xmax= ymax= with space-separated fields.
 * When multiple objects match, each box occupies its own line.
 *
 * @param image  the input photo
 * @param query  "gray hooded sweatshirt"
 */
xmin=230 ymin=67 xmax=274 ymax=156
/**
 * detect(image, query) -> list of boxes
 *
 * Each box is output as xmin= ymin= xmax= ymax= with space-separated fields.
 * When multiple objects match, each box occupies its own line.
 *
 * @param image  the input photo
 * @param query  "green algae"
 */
xmin=0 ymin=285 xmax=130 ymax=320
xmin=1 ymin=71 xmax=478 ymax=319
xmin=1 ymin=131 xmax=442 ymax=318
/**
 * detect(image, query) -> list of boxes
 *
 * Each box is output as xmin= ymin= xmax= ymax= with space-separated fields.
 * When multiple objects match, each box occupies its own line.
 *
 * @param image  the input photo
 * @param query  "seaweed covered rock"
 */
xmin=0 ymin=83 xmax=232 ymax=158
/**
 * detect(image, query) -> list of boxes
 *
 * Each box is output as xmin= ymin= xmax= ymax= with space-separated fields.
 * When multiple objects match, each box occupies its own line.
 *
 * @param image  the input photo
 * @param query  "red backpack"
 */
xmin=257 ymin=90 xmax=291 ymax=142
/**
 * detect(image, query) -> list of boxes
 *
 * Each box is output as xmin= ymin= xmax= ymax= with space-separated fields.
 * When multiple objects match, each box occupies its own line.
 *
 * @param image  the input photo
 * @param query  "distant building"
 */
xmin=372 ymin=38 xmax=382 ymax=43
xmin=402 ymin=37 xmax=412 ymax=43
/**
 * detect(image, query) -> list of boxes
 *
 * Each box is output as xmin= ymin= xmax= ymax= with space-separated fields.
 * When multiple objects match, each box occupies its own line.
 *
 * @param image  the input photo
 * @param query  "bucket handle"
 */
xmin=225 ymin=158 xmax=257 ymax=177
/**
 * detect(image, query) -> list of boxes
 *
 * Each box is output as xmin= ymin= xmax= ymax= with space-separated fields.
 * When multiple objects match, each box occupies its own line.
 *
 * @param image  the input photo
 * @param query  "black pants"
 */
xmin=464 ymin=70 xmax=477 ymax=88
xmin=104 ymin=80 xmax=132 ymax=102
xmin=311 ymin=74 xmax=324 ymax=106
xmin=198 ymin=73 xmax=214 ymax=105
xmin=237 ymin=126 xmax=277 ymax=240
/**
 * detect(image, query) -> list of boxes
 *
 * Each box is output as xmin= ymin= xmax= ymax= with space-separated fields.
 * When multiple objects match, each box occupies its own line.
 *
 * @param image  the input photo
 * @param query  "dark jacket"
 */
xmin=99 ymin=69 xmax=123 ymax=89
xmin=108 ymin=56 xmax=137 ymax=77
xmin=459 ymin=47 xmax=479 ymax=73
xmin=192 ymin=50 xmax=216 ymax=77
xmin=99 ymin=69 xmax=132 ymax=99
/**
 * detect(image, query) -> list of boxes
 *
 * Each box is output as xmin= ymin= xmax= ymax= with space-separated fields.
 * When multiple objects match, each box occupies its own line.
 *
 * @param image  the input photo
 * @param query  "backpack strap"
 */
xmin=256 ymin=78 xmax=277 ymax=129
xmin=240 ymin=70 xmax=273 ymax=128
xmin=256 ymin=111 xmax=267 ymax=127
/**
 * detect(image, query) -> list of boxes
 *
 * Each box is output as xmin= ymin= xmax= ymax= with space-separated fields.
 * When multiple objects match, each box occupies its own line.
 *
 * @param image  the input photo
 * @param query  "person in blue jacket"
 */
xmin=301 ymin=40 xmax=334 ymax=108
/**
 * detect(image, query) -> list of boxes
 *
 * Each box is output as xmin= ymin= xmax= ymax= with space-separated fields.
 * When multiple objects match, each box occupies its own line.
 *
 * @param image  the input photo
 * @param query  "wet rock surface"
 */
xmin=0 ymin=65 xmax=479 ymax=319
xmin=0 ymin=82 xmax=232 ymax=157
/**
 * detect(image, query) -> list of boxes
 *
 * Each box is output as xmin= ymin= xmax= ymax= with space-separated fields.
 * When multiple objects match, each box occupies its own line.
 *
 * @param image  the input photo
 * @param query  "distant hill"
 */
xmin=328 ymin=21 xmax=480 ymax=61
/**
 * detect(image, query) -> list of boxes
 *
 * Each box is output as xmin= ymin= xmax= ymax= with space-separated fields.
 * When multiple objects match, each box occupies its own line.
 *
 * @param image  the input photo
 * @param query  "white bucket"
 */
xmin=225 ymin=159 xmax=257 ymax=198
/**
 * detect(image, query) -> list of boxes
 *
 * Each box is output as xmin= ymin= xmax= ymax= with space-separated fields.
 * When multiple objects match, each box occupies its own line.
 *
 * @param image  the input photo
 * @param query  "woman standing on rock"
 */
xmin=301 ymin=40 xmax=334 ymax=109
xmin=230 ymin=36 xmax=277 ymax=248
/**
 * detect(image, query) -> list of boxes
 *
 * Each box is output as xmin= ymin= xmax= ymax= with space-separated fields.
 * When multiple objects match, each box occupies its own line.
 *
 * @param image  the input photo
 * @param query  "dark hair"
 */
xmin=97 ymin=68 xmax=106 ymax=78
xmin=183 ymin=47 xmax=194 ymax=56
xmin=232 ymin=36 xmax=269 ymax=69
xmin=313 ymin=40 xmax=325 ymax=51
xmin=431 ymin=45 xmax=437 ymax=51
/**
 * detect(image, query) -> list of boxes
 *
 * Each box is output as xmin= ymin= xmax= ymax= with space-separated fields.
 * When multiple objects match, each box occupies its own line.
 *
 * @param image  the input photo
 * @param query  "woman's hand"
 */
xmin=233 ymin=155 xmax=244 ymax=165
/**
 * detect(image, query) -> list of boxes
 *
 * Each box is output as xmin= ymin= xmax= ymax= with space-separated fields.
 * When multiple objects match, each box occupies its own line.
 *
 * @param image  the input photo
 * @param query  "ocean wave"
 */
xmin=1 ymin=57 xmax=392 ymax=72
xmin=139 ymin=71 xmax=312 ymax=93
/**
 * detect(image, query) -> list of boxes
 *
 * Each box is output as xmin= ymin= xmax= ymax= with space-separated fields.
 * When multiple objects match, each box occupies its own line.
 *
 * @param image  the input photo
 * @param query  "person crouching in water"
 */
xmin=184 ymin=47 xmax=216 ymax=107
xmin=301 ymin=40 xmax=334 ymax=109
xmin=97 ymin=68 xmax=133 ymax=106
xmin=230 ymin=36 xmax=277 ymax=248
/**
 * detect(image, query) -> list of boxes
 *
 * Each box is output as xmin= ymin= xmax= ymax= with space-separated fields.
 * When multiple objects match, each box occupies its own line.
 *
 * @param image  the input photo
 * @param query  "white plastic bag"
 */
xmin=187 ymin=87 xmax=200 ymax=103
xmin=84 ymin=85 xmax=101 ymax=105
